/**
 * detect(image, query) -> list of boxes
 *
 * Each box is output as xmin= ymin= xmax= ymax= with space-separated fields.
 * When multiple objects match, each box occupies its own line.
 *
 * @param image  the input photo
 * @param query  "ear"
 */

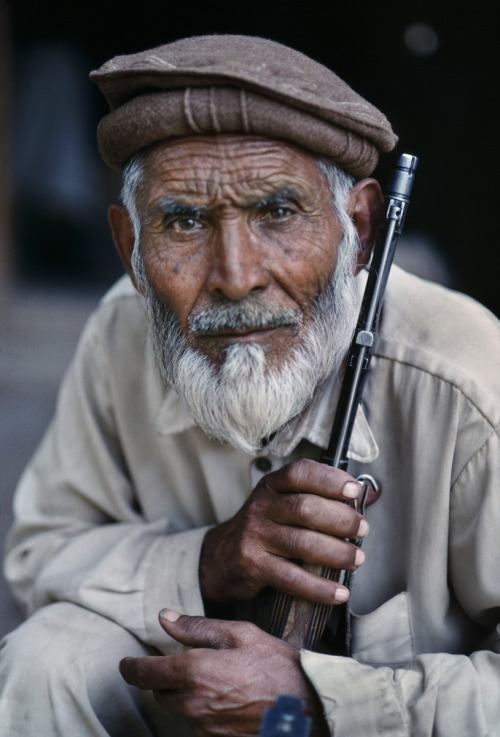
xmin=108 ymin=204 xmax=142 ymax=292
xmin=347 ymin=178 xmax=384 ymax=275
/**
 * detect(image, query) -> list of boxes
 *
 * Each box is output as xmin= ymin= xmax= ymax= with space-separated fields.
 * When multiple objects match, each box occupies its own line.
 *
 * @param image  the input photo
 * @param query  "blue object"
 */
xmin=259 ymin=695 xmax=311 ymax=737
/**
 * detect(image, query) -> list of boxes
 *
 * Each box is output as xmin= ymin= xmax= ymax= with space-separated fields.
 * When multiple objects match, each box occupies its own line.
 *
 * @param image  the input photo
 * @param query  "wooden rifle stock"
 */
xmin=238 ymin=154 xmax=418 ymax=652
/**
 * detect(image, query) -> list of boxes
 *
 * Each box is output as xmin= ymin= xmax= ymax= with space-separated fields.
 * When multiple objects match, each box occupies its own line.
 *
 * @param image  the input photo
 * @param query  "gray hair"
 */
xmin=120 ymin=147 xmax=358 ymax=285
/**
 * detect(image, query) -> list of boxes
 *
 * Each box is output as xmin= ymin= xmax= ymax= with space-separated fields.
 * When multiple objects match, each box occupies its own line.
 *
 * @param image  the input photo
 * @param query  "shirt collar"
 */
xmin=153 ymin=388 xmax=196 ymax=436
xmin=259 ymin=370 xmax=379 ymax=462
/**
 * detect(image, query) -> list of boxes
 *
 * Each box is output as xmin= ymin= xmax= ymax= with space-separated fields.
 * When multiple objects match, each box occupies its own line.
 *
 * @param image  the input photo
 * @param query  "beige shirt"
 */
xmin=4 ymin=266 xmax=500 ymax=736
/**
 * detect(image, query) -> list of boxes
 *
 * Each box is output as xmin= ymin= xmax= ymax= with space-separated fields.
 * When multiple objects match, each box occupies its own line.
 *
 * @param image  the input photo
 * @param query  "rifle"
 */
xmin=244 ymin=153 xmax=418 ymax=652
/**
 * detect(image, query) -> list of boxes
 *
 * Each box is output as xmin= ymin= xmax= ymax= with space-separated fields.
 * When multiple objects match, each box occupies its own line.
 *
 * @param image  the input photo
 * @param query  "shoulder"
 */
xmin=73 ymin=275 xmax=151 ymax=377
xmin=99 ymin=273 xmax=145 ymax=319
xmin=375 ymin=266 xmax=500 ymax=425
xmin=85 ymin=274 xmax=146 ymax=343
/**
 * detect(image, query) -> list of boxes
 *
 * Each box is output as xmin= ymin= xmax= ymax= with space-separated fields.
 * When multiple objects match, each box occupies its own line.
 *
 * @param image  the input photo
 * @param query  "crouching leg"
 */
xmin=0 ymin=602 xmax=193 ymax=737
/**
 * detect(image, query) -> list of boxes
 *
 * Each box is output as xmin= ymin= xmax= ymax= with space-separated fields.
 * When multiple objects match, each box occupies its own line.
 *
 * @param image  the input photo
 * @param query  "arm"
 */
xmin=3 ymin=298 xmax=209 ymax=647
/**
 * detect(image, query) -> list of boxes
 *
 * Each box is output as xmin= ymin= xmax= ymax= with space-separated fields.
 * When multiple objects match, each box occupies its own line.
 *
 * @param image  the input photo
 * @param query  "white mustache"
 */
xmin=189 ymin=301 xmax=302 ymax=335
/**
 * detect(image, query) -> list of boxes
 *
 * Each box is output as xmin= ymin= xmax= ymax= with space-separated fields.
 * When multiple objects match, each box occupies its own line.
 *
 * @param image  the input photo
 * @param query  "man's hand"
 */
xmin=199 ymin=459 xmax=368 ymax=606
xmin=120 ymin=610 xmax=329 ymax=737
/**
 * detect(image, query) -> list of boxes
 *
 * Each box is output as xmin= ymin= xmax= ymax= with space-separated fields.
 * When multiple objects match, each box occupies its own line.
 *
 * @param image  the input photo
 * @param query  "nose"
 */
xmin=206 ymin=219 xmax=270 ymax=300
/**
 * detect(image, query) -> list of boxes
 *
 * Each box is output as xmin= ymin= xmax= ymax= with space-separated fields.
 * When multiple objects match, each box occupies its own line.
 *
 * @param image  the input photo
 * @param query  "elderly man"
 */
xmin=1 ymin=35 xmax=499 ymax=737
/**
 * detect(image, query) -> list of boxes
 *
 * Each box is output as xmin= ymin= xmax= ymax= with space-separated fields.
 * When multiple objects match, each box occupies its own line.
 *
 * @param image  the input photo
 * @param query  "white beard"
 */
xmin=137 ymin=234 xmax=361 ymax=454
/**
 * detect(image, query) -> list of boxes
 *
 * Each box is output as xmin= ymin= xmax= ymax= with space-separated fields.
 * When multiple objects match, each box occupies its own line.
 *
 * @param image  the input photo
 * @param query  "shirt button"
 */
xmin=255 ymin=457 xmax=273 ymax=472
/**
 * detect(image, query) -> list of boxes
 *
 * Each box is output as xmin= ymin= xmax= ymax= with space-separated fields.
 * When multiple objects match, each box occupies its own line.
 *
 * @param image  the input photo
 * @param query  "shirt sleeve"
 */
xmin=3 ymin=301 xmax=208 ymax=651
xmin=300 ymin=426 xmax=500 ymax=737
xmin=301 ymin=644 xmax=499 ymax=737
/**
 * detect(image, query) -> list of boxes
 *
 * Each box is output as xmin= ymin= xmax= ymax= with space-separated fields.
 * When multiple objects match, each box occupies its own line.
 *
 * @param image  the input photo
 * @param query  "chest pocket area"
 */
xmin=351 ymin=591 xmax=415 ymax=668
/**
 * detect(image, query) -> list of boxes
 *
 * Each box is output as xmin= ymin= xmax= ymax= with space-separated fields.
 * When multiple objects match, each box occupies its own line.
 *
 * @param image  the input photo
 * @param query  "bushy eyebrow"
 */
xmin=148 ymin=186 xmax=309 ymax=221
xmin=148 ymin=196 xmax=208 ymax=221
xmin=251 ymin=188 xmax=305 ymax=210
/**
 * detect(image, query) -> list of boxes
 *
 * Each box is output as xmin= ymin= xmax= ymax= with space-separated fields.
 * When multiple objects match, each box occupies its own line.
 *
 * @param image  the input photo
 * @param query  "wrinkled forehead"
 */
xmin=141 ymin=134 xmax=330 ymax=205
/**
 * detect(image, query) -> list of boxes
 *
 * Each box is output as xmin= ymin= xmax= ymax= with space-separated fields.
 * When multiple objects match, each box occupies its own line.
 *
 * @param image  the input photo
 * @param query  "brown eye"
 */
xmin=177 ymin=217 xmax=199 ymax=230
xmin=168 ymin=216 xmax=202 ymax=232
xmin=266 ymin=206 xmax=294 ymax=220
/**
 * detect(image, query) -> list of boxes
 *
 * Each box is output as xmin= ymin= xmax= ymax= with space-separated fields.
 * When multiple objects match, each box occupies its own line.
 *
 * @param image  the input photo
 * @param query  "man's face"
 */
xmin=136 ymin=135 xmax=345 ymax=370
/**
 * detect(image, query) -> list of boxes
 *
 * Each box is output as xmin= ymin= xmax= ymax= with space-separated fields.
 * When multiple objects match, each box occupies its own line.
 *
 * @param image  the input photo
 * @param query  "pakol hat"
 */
xmin=91 ymin=34 xmax=398 ymax=177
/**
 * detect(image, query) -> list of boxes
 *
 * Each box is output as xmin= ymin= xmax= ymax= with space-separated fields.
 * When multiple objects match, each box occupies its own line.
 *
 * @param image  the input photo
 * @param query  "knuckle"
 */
xmin=238 ymin=508 xmax=267 ymax=551
xmin=235 ymin=619 xmax=262 ymax=643
xmin=239 ymin=548 xmax=260 ymax=578
xmin=292 ymin=494 xmax=317 ymax=526
xmin=180 ymin=649 xmax=199 ymax=677
xmin=233 ymin=546 xmax=270 ymax=596
xmin=281 ymin=459 xmax=314 ymax=488
xmin=274 ymin=561 xmax=303 ymax=593
xmin=244 ymin=496 xmax=264 ymax=526
xmin=287 ymin=527 xmax=313 ymax=561
xmin=245 ymin=493 xmax=273 ymax=531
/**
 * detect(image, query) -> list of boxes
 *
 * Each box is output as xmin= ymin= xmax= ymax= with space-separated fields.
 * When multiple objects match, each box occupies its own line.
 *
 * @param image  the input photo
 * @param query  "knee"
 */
xmin=0 ymin=603 xmax=164 ymax=735
xmin=0 ymin=602 xmax=147 ymax=691
xmin=0 ymin=603 xmax=97 ymax=733
xmin=1 ymin=603 xmax=70 ymax=675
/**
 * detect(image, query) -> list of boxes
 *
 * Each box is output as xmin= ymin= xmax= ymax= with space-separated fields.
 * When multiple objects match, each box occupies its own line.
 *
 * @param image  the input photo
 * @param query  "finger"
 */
xmin=267 ymin=527 xmax=366 ymax=571
xmin=120 ymin=654 xmax=185 ymax=691
xmin=262 ymin=459 xmax=362 ymax=502
xmin=262 ymin=492 xmax=368 ymax=541
xmin=262 ymin=557 xmax=351 ymax=605
xmin=158 ymin=610 xmax=259 ymax=649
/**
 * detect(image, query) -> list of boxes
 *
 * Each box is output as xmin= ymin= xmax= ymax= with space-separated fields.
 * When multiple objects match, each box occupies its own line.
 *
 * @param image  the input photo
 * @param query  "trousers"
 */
xmin=0 ymin=602 xmax=194 ymax=737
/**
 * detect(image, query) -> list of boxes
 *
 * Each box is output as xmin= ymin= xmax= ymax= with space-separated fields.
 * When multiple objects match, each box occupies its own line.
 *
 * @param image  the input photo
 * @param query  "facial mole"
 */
xmin=172 ymin=264 xmax=181 ymax=275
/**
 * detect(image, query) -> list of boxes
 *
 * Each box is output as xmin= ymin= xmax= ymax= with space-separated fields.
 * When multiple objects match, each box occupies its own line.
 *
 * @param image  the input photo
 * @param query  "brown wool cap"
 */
xmin=90 ymin=34 xmax=398 ymax=177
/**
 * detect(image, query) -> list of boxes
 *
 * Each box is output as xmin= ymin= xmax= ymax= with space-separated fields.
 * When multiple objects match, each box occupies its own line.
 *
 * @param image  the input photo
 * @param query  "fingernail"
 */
xmin=159 ymin=608 xmax=181 ymax=622
xmin=357 ymin=519 xmax=369 ymax=538
xmin=343 ymin=481 xmax=360 ymax=499
xmin=354 ymin=548 xmax=366 ymax=566
xmin=334 ymin=587 xmax=349 ymax=603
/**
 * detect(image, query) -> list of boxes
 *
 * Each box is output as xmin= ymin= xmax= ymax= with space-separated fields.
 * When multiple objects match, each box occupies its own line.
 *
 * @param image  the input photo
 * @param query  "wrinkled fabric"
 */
xmin=2 ymin=265 xmax=500 ymax=736
xmin=0 ymin=602 xmax=194 ymax=737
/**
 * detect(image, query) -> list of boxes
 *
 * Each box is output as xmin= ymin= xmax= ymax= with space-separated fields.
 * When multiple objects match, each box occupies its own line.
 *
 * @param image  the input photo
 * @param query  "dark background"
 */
xmin=5 ymin=0 xmax=500 ymax=315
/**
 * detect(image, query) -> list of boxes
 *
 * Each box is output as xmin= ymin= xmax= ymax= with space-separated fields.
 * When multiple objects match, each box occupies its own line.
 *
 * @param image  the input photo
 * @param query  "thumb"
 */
xmin=158 ymin=609 xmax=251 ymax=650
